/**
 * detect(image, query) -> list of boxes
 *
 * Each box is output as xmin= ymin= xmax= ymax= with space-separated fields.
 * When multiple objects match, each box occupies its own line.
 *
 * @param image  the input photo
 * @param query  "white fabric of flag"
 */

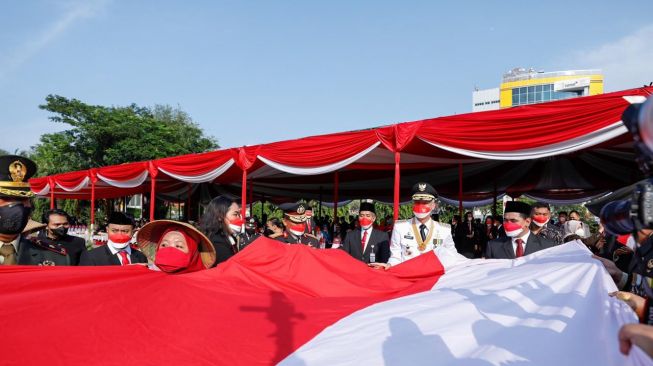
xmin=281 ymin=242 xmax=649 ymax=366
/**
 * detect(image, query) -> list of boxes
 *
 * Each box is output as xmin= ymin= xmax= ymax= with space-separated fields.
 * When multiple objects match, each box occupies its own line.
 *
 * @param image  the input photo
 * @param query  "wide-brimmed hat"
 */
xmin=136 ymin=220 xmax=216 ymax=268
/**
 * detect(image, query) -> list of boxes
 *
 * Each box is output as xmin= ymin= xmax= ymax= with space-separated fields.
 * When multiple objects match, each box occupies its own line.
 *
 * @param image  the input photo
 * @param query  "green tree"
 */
xmin=29 ymin=95 xmax=219 ymax=223
xmin=31 ymin=95 xmax=218 ymax=175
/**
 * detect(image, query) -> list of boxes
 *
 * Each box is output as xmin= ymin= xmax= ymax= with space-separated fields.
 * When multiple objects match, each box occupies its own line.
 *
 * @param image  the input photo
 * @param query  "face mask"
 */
xmin=245 ymin=227 xmax=255 ymax=235
xmin=504 ymin=221 xmax=523 ymax=237
xmin=155 ymin=246 xmax=192 ymax=273
xmin=108 ymin=233 xmax=132 ymax=249
xmin=50 ymin=226 xmax=68 ymax=238
xmin=359 ymin=217 xmax=373 ymax=229
xmin=532 ymin=216 xmax=549 ymax=227
xmin=228 ymin=218 xmax=244 ymax=234
xmin=413 ymin=203 xmax=431 ymax=219
xmin=0 ymin=203 xmax=31 ymax=235
xmin=289 ymin=223 xmax=305 ymax=237
xmin=263 ymin=228 xmax=274 ymax=237
xmin=575 ymin=228 xmax=586 ymax=237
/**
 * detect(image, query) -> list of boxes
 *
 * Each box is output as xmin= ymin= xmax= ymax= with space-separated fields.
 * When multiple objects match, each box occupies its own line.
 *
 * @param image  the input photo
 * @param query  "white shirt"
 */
xmin=107 ymin=242 xmax=132 ymax=264
xmin=0 ymin=235 xmax=20 ymax=265
xmin=361 ymin=227 xmax=372 ymax=251
xmin=512 ymin=231 xmax=531 ymax=256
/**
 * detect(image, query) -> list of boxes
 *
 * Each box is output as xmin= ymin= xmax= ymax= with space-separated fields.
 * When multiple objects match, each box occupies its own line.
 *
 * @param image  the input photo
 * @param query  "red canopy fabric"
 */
xmin=0 ymin=238 xmax=443 ymax=365
xmin=29 ymin=86 xmax=653 ymax=202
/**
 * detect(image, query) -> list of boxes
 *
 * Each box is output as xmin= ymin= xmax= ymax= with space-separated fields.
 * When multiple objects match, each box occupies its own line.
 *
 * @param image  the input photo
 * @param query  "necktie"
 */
xmin=419 ymin=224 xmax=427 ymax=242
xmin=118 ymin=251 xmax=129 ymax=265
xmin=361 ymin=230 xmax=368 ymax=251
xmin=515 ymin=238 xmax=524 ymax=258
xmin=0 ymin=243 xmax=17 ymax=265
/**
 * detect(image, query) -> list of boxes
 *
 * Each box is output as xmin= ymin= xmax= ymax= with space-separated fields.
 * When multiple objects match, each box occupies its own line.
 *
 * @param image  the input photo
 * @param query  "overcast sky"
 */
xmin=2 ymin=0 xmax=653 ymax=154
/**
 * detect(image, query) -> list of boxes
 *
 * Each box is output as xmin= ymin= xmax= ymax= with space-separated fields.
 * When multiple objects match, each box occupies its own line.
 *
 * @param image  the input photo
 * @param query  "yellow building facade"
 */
xmin=499 ymin=69 xmax=603 ymax=109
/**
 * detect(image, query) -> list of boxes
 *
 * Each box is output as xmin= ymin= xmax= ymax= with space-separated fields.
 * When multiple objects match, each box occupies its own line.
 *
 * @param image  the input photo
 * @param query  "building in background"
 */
xmin=472 ymin=68 xmax=603 ymax=112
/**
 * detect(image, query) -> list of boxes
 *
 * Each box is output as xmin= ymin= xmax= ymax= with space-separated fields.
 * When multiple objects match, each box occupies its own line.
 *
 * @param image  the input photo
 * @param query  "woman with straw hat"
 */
xmin=137 ymin=220 xmax=216 ymax=274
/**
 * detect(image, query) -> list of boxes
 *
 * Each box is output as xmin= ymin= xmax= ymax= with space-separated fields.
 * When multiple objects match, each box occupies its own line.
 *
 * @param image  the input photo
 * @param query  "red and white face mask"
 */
xmin=228 ymin=218 xmax=244 ymax=234
xmin=108 ymin=233 xmax=132 ymax=249
xmin=359 ymin=217 xmax=374 ymax=229
xmin=413 ymin=203 xmax=432 ymax=219
xmin=289 ymin=223 xmax=305 ymax=237
xmin=503 ymin=221 xmax=524 ymax=237
xmin=532 ymin=215 xmax=549 ymax=227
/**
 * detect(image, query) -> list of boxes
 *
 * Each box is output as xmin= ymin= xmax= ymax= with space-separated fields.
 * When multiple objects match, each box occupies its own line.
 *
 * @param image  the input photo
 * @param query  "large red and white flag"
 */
xmin=0 ymin=238 xmax=646 ymax=365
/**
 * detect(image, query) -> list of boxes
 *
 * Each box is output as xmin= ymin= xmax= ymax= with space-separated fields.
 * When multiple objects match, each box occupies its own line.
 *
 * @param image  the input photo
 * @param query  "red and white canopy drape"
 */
xmin=30 ymin=86 xmax=653 ymax=220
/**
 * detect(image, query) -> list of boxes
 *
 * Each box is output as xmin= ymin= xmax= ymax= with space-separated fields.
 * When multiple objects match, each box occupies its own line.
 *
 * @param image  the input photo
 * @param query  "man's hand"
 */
xmin=368 ymin=263 xmax=391 ymax=270
xmin=611 ymin=291 xmax=647 ymax=318
xmin=619 ymin=323 xmax=653 ymax=357
xmin=592 ymin=255 xmax=625 ymax=284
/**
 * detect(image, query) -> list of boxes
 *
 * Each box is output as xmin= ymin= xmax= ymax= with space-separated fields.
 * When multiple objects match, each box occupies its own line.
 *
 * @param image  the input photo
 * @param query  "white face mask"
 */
xmin=229 ymin=224 xmax=242 ymax=234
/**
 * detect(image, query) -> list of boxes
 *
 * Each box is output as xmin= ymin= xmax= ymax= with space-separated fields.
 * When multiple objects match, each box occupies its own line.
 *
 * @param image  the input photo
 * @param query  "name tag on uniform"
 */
xmin=404 ymin=234 xmax=414 ymax=240
xmin=433 ymin=238 xmax=442 ymax=246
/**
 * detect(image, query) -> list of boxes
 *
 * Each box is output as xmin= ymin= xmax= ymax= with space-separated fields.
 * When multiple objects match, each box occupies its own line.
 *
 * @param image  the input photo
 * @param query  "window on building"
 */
xmin=511 ymin=84 xmax=583 ymax=107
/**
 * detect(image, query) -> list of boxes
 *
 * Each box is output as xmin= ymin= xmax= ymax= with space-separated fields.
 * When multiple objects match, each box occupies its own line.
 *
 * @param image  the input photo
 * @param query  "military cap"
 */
xmin=359 ymin=199 xmax=376 ymax=214
xmin=411 ymin=182 xmax=438 ymax=201
xmin=107 ymin=212 xmax=135 ymax=226
xmin=279 ymin=202 xmax=308 ymax=223
xmin=504 ymin=201 xmax=532 ymax=217
xmin=0 ymin=155 xmax=37 ymax=198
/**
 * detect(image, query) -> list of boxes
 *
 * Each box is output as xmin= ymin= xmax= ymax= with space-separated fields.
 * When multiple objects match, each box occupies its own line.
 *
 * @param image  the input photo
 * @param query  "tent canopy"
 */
xmin=30 ymin=86 xmax=653 ymax=205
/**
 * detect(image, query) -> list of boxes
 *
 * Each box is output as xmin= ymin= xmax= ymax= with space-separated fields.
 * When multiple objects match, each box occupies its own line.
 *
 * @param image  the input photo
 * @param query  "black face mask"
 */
xmin=263 ymin=228 xmax=274 ymax=237
xmin=245 ymin=228 xmax=256 ymax=235
xmin=0 ymin=203 xmax=32 ymax=235
xmin=50 ymin=226 xmax=68 ymax=238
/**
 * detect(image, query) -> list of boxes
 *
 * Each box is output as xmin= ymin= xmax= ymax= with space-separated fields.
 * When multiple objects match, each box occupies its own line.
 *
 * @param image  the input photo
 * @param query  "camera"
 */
xmin=600 ymin=96 xmax=653 ymax=235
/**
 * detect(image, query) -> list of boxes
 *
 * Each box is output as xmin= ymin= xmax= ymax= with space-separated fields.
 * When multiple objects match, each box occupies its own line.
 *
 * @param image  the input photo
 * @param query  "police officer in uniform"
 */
xmin=239 ymin=217 xmax=262 ymax=250
xmin=599 ymin=229 xmax=653 ymax=325
xmin=0 ymin=155 xmax=71 ymax=266
xmin=370 ymin=182 xmax=462 ymax=270
xmin=276 ymin=203 xmax=320 ymax=248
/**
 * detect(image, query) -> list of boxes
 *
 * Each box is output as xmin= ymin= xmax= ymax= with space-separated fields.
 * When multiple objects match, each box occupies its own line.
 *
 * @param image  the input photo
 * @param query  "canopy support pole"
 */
xmin=90 ymin=179 xmax=96 ymax=232
xmin=149 ymin=176 xmax=157 ymax=221
xmin=458 ymin=163 xmax=463 ymax=217
xmin=249 ymin=181 xmax=253 ymax=217
xmin=241 ymin=170 xmax=247 ymax=216
xmin=50 ymin=183 xmax=55 ymax=209
xmin=493 ymin=181 xmax=498 ymax=219
xmin=187 ymin=183 xmax=192 ymax=222
xmin=318 ymin=186 xmax=323 ymax=220
xmin=333 ymin=172 xmax=339 ymax=223
xmin=393 ymin=152 xmax=401 ymax=222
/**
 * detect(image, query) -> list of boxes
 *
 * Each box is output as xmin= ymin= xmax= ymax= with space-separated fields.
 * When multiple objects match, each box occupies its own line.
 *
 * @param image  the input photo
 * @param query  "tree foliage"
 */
xmin=31 ymin=95 xmax=218 ymax=176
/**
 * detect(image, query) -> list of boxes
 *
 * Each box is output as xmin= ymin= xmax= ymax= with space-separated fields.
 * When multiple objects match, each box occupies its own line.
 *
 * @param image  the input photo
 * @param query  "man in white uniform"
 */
xmin=369 ymin=182 xmax=464 ymax=270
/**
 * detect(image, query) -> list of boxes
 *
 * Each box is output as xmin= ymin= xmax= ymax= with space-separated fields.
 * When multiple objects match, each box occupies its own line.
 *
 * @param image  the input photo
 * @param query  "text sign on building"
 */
xmin=554 ymin=78 xmax=590 ymax=92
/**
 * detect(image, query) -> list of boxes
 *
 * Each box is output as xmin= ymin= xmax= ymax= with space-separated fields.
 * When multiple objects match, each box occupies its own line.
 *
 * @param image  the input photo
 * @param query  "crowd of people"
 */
xmin=2 ymin=153 xmax=653 ymax=358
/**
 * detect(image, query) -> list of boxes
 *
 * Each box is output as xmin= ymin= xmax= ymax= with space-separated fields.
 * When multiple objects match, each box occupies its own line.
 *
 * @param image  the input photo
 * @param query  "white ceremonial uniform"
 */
xmin=388 ymin=217 xmax=465 ymax=269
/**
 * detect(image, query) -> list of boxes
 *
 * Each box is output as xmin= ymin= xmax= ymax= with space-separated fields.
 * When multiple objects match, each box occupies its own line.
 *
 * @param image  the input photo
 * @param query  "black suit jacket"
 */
xmin=485 ymin=234 xmax=555 ymax=259
xmin=341 ymin=228 xmax=390 ymax=264
xmin=209 ymin=232 xmax=236 ymax=267
xmin=79 ymin=245 xmax=148 ymax=266
xmin=37 ymin=231 xmax=86 ymax=266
